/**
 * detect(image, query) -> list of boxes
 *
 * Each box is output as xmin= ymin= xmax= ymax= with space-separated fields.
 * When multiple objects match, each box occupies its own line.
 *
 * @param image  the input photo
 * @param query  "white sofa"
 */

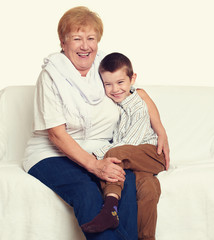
xmin=0 ymin=85 xmax=214 ymax=240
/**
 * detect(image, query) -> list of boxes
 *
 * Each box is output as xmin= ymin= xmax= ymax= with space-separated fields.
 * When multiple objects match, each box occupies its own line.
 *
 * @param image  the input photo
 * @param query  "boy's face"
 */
xmin=101 ymin=68 xmax=136 ymax=103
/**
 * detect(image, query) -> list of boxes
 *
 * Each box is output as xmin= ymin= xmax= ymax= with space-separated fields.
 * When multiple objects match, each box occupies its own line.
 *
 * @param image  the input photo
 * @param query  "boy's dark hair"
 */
xmin=99 ymin=52 xmax=134 ymax=79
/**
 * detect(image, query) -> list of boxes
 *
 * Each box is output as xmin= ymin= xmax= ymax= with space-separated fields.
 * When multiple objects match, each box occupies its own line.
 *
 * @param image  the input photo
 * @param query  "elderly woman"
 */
xmin=23 ymin=6 xmax=169 ymax=240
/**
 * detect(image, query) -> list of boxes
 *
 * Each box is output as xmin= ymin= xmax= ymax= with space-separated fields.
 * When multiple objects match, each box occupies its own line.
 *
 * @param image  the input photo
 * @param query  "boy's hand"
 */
xmin=157 ymin=134 xmax=170 ymax=170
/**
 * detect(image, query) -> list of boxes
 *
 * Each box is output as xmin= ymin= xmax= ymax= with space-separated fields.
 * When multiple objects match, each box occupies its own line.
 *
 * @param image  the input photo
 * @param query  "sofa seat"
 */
xmin=0 ymin=164 xmax=85 ymax=240
xmin=157 ymin=161 xmax=214 ymax=239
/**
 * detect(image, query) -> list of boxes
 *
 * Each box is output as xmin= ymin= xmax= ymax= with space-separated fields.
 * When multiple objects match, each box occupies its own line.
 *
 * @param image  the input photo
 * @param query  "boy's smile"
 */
xmin=101 ymin=68 xmax=136 ymax=103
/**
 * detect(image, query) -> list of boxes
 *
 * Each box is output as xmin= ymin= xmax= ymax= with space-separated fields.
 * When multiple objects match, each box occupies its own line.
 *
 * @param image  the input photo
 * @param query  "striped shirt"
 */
xmin=93 ymin=89 xmax=158 ymax=160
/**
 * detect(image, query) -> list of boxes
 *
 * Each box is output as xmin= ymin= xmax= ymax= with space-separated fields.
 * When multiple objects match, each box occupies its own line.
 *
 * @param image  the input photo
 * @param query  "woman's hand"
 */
xmin=90 ymin=157 xmax=126 ymax=182
xmin=157 ymin=131 xmax=170 ymax=170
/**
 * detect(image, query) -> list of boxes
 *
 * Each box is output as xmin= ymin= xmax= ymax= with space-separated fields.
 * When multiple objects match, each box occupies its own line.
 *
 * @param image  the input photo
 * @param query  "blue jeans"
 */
xmin=28 ymin=157 xmax=138 ymax=240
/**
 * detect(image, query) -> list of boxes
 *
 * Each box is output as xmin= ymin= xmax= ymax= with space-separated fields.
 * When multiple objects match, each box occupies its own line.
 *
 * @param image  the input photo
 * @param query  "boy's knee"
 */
xmin=104 ymin=145 xmax=133 ymax=159
xmin=104 ymin=146 xmax=125 ymax=159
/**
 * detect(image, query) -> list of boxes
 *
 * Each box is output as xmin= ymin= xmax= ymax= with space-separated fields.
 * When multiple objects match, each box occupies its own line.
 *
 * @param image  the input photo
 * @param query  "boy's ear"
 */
xmin=131 ymin=73 xmax=137 ymax=85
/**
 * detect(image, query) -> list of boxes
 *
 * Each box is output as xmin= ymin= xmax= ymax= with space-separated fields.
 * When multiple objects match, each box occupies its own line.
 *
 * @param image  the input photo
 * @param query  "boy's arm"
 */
xmin=93 ymin=125 xmax=120 ymax=160
xmin=93 ymin=104 xmax=151 ymax=160
xmin=136 ymin=88 xmax=170 ymax=170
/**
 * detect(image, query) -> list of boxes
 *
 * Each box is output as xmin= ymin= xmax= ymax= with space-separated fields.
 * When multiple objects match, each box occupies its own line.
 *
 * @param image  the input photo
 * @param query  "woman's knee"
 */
xmin=123 ymin=170 xmax=136 ymax=193
xmin=120 ymin=170 xmax=137 ymax=205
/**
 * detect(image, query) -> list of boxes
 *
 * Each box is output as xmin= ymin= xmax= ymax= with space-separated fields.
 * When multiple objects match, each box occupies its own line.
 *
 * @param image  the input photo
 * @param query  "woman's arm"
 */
xmin=48 ymin=124 xmax=126 ymax=181
xmin=137 ymin=89 xmax=170 ymax=170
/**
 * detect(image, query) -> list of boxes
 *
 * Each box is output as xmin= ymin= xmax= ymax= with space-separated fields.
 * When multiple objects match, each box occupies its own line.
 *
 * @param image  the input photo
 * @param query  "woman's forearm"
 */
xmin=48 ymin=124 xmax=97 ymax=172
xmin=48 ymin=124 xmax=126 ymax=180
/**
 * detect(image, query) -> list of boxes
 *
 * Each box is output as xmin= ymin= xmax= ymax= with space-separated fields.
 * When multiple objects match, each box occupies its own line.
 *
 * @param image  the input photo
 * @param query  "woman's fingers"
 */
xmin=106 ymin=158 xmax=126 ymax=180
xmin=110 ymin=158 xmax=126 ymax=175
xmin=102 ymin=165 xmax=125 ymax=182
xmin=95 ymin=158 xmax=126 ymax=182
xmin=109 ymin=169 xmax=126 ymax=182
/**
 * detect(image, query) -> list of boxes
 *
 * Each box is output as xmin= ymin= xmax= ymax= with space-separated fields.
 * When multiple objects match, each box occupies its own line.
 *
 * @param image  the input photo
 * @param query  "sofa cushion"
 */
xmin=1 ymin=85 xmax=214 ymax=166
xmin=143 ymin=86 xmax=214 ymax=165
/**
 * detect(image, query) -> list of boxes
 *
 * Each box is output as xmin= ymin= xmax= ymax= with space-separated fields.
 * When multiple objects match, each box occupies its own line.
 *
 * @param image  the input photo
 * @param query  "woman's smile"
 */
xmin=62 ymin=27 xmax=98 ymax=76
xmin=77 ymin=52 xmax=90 ymax=57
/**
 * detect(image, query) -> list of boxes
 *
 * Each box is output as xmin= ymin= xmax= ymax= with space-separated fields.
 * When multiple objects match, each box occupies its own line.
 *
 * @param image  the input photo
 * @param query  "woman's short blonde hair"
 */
xmin=58 ymin=6 xmax=103 ymax=44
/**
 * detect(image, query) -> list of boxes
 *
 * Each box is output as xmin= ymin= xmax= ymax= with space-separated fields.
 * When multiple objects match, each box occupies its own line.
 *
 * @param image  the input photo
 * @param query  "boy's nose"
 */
xmin=112 ymin=85 xmax=119 ymax=93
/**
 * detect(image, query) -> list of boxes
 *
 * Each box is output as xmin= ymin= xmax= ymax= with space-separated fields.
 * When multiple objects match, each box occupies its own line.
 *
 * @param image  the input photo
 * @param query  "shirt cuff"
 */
xmin=93 ymin=148 xmax=106 ymax=160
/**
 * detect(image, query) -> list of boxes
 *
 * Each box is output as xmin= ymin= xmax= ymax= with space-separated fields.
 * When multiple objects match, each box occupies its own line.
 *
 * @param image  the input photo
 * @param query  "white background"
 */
xmin=0 ymin=0 xmax=213 ymax=90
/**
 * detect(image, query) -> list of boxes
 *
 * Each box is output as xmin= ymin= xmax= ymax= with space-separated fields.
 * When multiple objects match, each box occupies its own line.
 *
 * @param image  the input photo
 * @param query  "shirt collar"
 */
xmin=118 ymin=88 xmax=138 ymax=110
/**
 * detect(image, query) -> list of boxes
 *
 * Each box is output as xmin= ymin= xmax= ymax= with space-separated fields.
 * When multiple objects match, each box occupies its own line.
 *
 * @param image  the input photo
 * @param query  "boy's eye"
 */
xmin=118 ymin=81 xmax=124 ymax=84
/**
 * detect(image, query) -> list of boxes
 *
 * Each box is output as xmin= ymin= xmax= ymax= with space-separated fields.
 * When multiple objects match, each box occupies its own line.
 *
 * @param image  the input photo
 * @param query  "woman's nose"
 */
xmin=80 ymin=39 xmax=89 ymax=50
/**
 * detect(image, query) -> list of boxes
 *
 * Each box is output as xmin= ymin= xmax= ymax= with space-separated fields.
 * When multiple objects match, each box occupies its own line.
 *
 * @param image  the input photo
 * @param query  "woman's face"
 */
xmin=62 ymin=27 xmax=98 ymax=77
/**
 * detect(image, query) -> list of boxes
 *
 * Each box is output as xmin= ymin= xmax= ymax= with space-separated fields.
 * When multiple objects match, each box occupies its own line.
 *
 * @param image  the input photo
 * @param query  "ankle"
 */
xmin=106 ymin=193 xmax=120 ymax=199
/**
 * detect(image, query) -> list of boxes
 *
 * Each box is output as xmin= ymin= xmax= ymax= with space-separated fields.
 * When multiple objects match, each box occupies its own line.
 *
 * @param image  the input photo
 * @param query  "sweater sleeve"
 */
xmin=34 ymin=70 xmax=66 ymax=131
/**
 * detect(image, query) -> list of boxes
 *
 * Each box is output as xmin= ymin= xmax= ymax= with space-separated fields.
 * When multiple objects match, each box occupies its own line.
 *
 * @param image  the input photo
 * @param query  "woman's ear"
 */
xmin=131 ymin=73 xmax=137 ymax=85
xmin=60 ymin=38 xmax=65 ymax=51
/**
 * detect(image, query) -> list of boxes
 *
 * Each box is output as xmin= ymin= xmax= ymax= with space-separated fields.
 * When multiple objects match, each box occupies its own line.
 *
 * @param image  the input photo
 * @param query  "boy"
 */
xmin=81 ymin=53 xmax=166 ymax=240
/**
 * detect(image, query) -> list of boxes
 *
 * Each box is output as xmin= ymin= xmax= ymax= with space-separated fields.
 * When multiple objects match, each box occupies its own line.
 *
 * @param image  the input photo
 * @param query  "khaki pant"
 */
xmin=101 ymin=144 xmax=166 ymax=240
